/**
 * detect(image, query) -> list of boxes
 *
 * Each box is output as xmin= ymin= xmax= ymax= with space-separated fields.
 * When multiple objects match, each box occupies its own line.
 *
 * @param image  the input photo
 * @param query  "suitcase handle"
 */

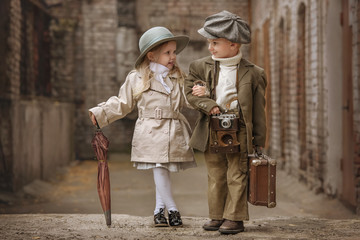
xmin=251 ymin=155 xmax=277 ymax=166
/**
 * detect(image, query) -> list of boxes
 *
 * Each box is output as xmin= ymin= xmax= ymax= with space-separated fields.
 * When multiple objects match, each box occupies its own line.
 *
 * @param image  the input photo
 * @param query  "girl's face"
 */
xmin=147 ymin=41 xmax=177 ymax=70
xmin=207 ymin=38 xmax=240 ymax=58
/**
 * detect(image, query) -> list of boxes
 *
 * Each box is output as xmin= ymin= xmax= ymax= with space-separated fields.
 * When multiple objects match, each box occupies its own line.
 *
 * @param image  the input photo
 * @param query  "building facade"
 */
xmin=0 ymin=0 xmax=75 ymax=191
xmin=250 ymin=0 xmax=360 ymax=213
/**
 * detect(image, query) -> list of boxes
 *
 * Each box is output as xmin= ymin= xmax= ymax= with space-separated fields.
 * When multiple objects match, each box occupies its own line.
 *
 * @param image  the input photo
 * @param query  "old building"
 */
xmin=1 ymin=0 xmax=359 ymax=214
xmin=0 ymin=0 xmax=75 ymax=191
xmin=250 ymin=0 xmax=360 ymax=214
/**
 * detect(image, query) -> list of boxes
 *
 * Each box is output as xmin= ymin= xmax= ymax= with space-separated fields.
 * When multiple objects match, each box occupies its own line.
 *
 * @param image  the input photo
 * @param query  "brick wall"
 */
xmin=7 ymin=0 xmax=21 ymax=99
xmin=0 ymin=0 xmax=75 ymax=191
xmin=136 ymin=0 xmax=251 ymax=70
xmin=0 ymin=0 xmax=22 ymax=191
xmin=351 ymin=0 xmax=360 ymax=214
xmin=78 ymin=0 xmax=121 ymax=157
xmin=64 ymin=0 xmax=142 ymax=158
xmin=136 ymin=0 xmax=249 ymax=39
xmin=0 ymin=0 xmax=12 ymax=189
xmin=0 ymin=0 xmax=11 ymax=98
xmin=251 ymin=0 xmax=360 ymax=213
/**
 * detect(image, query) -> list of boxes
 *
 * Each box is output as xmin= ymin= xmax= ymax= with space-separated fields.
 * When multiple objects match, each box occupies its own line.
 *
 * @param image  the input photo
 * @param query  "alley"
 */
xmin=1 ymin=0 xmax=360 ymax=239
xmin=1 ymin=153 xmax=356 ymax=219
xmin=1 ymin=153 xmax=359 ymax=239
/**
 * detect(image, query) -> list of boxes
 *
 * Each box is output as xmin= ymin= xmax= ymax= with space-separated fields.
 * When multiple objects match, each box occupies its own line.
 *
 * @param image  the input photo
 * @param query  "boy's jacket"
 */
xmin=184 ymin=56 xmax=267 ymax=154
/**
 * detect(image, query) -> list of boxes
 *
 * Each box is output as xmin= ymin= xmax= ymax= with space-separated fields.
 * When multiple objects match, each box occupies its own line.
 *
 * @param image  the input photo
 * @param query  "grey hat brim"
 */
xmin=135 ymin=35 xmax=189 ymax=68
xmin=198 ymin=28 xmax=218 ymax=39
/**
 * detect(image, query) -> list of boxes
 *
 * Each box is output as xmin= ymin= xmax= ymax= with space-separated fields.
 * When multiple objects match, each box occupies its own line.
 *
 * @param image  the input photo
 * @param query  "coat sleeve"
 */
xmin=180 ymin=83 xmax=194 ymax=109
xmin=184 ymin=61 xmax=218 ymax=115
xmin=89 ymin=72 xmax=136 ymax=128
xmin=252 ymin=69 xmax=267 ymax=147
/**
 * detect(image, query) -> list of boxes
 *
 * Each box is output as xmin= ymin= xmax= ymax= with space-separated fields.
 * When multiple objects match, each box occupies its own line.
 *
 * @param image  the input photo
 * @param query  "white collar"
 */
xmin=149 ymin=62 xmax=170 ymax=77
xmin=212 ymin=50 xmax=242 ymax=66
xmin=149 ymin=62 xmax=171 ymax=93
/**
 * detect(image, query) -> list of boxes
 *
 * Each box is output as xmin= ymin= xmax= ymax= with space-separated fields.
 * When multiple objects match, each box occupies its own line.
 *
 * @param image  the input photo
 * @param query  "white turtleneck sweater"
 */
xmin=212 ymin=51 xmax=242 ymax=111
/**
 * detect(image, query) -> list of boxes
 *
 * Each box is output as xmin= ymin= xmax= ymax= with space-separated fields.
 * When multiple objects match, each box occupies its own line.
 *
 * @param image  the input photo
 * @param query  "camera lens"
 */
xmin=221 ymin=119 xmax=231 ymax=128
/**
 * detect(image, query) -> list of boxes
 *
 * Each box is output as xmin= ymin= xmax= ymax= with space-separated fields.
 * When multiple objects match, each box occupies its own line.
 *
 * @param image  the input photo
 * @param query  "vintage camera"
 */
xmin=209 ymin=113 xmax=240 ymax=153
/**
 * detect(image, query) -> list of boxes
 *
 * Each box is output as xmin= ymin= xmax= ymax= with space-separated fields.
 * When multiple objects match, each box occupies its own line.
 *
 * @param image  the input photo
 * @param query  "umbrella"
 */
xmin=91 ymin=128 xmax=111 ymax=226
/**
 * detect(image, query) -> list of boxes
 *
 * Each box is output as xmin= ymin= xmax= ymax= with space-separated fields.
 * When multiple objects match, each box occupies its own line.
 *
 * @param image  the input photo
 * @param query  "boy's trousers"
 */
xmin=204 ymin=150 xmax=249 ymax=221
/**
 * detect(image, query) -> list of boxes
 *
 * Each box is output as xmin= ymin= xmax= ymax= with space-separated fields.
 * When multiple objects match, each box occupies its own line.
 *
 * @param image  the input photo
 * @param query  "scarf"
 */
xmin=149 ymin=62 xmax=171 ymax=93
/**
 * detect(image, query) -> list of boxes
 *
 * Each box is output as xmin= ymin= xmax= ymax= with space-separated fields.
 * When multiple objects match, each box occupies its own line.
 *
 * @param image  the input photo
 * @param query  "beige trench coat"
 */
xmin=89 ymin=70 xmax=195 ymax=164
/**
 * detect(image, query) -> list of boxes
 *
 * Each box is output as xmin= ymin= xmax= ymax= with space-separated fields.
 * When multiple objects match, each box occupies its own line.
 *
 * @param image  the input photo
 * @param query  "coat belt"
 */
xmin=139 ymin=108 xmax=183 ymax=120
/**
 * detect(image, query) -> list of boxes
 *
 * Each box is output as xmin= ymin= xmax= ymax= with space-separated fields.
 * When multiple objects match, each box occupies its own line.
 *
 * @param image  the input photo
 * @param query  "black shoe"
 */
xmin=154 ymin=208 xmax=168 ymax=227
xmin=168 ymin=210 xmax=183 ymax=226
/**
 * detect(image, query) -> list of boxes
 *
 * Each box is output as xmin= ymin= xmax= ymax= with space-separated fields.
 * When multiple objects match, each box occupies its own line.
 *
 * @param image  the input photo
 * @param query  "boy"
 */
xmin=185 ymin=11 xmax=267 ymax=234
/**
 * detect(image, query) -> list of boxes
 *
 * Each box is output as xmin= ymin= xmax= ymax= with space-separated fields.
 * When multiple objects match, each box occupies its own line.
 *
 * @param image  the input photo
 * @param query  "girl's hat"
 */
xmin=135 ymin=26 xmax=189 ymax=68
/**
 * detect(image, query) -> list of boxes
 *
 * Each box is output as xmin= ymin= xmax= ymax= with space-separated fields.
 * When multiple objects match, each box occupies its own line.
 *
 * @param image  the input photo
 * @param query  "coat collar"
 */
xmin=133 ymin=70 xmax=175 ymax=95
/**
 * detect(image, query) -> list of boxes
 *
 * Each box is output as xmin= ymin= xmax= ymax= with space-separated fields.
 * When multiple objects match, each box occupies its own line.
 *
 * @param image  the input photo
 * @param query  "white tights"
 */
xmin=152 ymin=167 xmax=178 ymax=215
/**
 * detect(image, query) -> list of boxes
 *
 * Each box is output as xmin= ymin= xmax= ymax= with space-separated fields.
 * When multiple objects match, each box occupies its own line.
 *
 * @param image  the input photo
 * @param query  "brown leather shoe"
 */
xmin=219 ymin=219 xmax=244 ymax=234
xmin=202 ymin=219 xmax=224 ymax=231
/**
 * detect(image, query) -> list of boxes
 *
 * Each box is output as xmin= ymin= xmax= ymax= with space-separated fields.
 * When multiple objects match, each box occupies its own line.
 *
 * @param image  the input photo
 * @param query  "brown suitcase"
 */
xmin=248 ymin=154 xmax=276 ymax=208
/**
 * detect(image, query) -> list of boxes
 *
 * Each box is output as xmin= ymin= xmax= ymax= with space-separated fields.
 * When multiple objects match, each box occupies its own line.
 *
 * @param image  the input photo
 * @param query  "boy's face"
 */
xmin=147 ymin=41 xmax=177 ymax=70
xmin=207 ymin=38 xmax=240 ymax=58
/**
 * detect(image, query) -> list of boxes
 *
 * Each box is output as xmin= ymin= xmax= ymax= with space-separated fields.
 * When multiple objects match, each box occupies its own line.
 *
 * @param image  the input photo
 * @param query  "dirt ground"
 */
xmin=1 ymin=153 xmax=359 ymax=239
xmin=1 ymin=214 xmax=360 ymax=240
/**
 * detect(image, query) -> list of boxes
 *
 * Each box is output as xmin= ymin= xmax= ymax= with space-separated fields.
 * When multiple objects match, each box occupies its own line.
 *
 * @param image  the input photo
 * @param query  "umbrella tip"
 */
xmin=104 ymin=210 xmax=111 ymax=226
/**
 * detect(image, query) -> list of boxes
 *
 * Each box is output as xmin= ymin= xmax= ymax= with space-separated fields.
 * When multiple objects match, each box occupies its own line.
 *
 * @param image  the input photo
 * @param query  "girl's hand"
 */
xmin=192 ymin=85 xmax=206 ymax=96
xmin=90 ymin=113 xmax=98 ymax=126
xmin=209 ymin=107 xmax=220 ymax=115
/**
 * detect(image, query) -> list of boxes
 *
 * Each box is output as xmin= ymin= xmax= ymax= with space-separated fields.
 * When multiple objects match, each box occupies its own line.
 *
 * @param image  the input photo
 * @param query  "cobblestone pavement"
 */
xmin=0 ymin=153 xmax=359 ymax=239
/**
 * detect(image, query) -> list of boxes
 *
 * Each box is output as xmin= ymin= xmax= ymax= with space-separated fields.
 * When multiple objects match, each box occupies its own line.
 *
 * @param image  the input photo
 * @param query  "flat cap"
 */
xmin=198 ymin=10 xmax=251 ymax=44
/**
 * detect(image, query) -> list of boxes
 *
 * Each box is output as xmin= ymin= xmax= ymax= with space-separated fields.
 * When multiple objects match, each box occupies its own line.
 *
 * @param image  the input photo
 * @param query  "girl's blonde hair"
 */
xmin=133 ymin=41 xmax=186 ymax=98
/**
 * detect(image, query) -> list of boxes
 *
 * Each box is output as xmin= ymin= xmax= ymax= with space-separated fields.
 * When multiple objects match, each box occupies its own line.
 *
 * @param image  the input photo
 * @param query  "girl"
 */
xmin=89 ymin=27 xmax=196 ymax=227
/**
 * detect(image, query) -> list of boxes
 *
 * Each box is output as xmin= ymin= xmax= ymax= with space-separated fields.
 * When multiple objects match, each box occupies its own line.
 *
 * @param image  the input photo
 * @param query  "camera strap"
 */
xmin=212 ymin=61 xmax=220 ymax=100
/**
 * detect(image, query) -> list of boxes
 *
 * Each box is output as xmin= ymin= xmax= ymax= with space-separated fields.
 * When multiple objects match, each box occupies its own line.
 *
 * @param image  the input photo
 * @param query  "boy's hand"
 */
xmin=254 ymin=145 xmax=263 ymax=157
xmin=209 ymin=107 xmax=220 ymax=115
xmin=90 ymin=113 xmax=98 ymax=126
xmin=192 ymin=85 xmax=207 ymax=96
